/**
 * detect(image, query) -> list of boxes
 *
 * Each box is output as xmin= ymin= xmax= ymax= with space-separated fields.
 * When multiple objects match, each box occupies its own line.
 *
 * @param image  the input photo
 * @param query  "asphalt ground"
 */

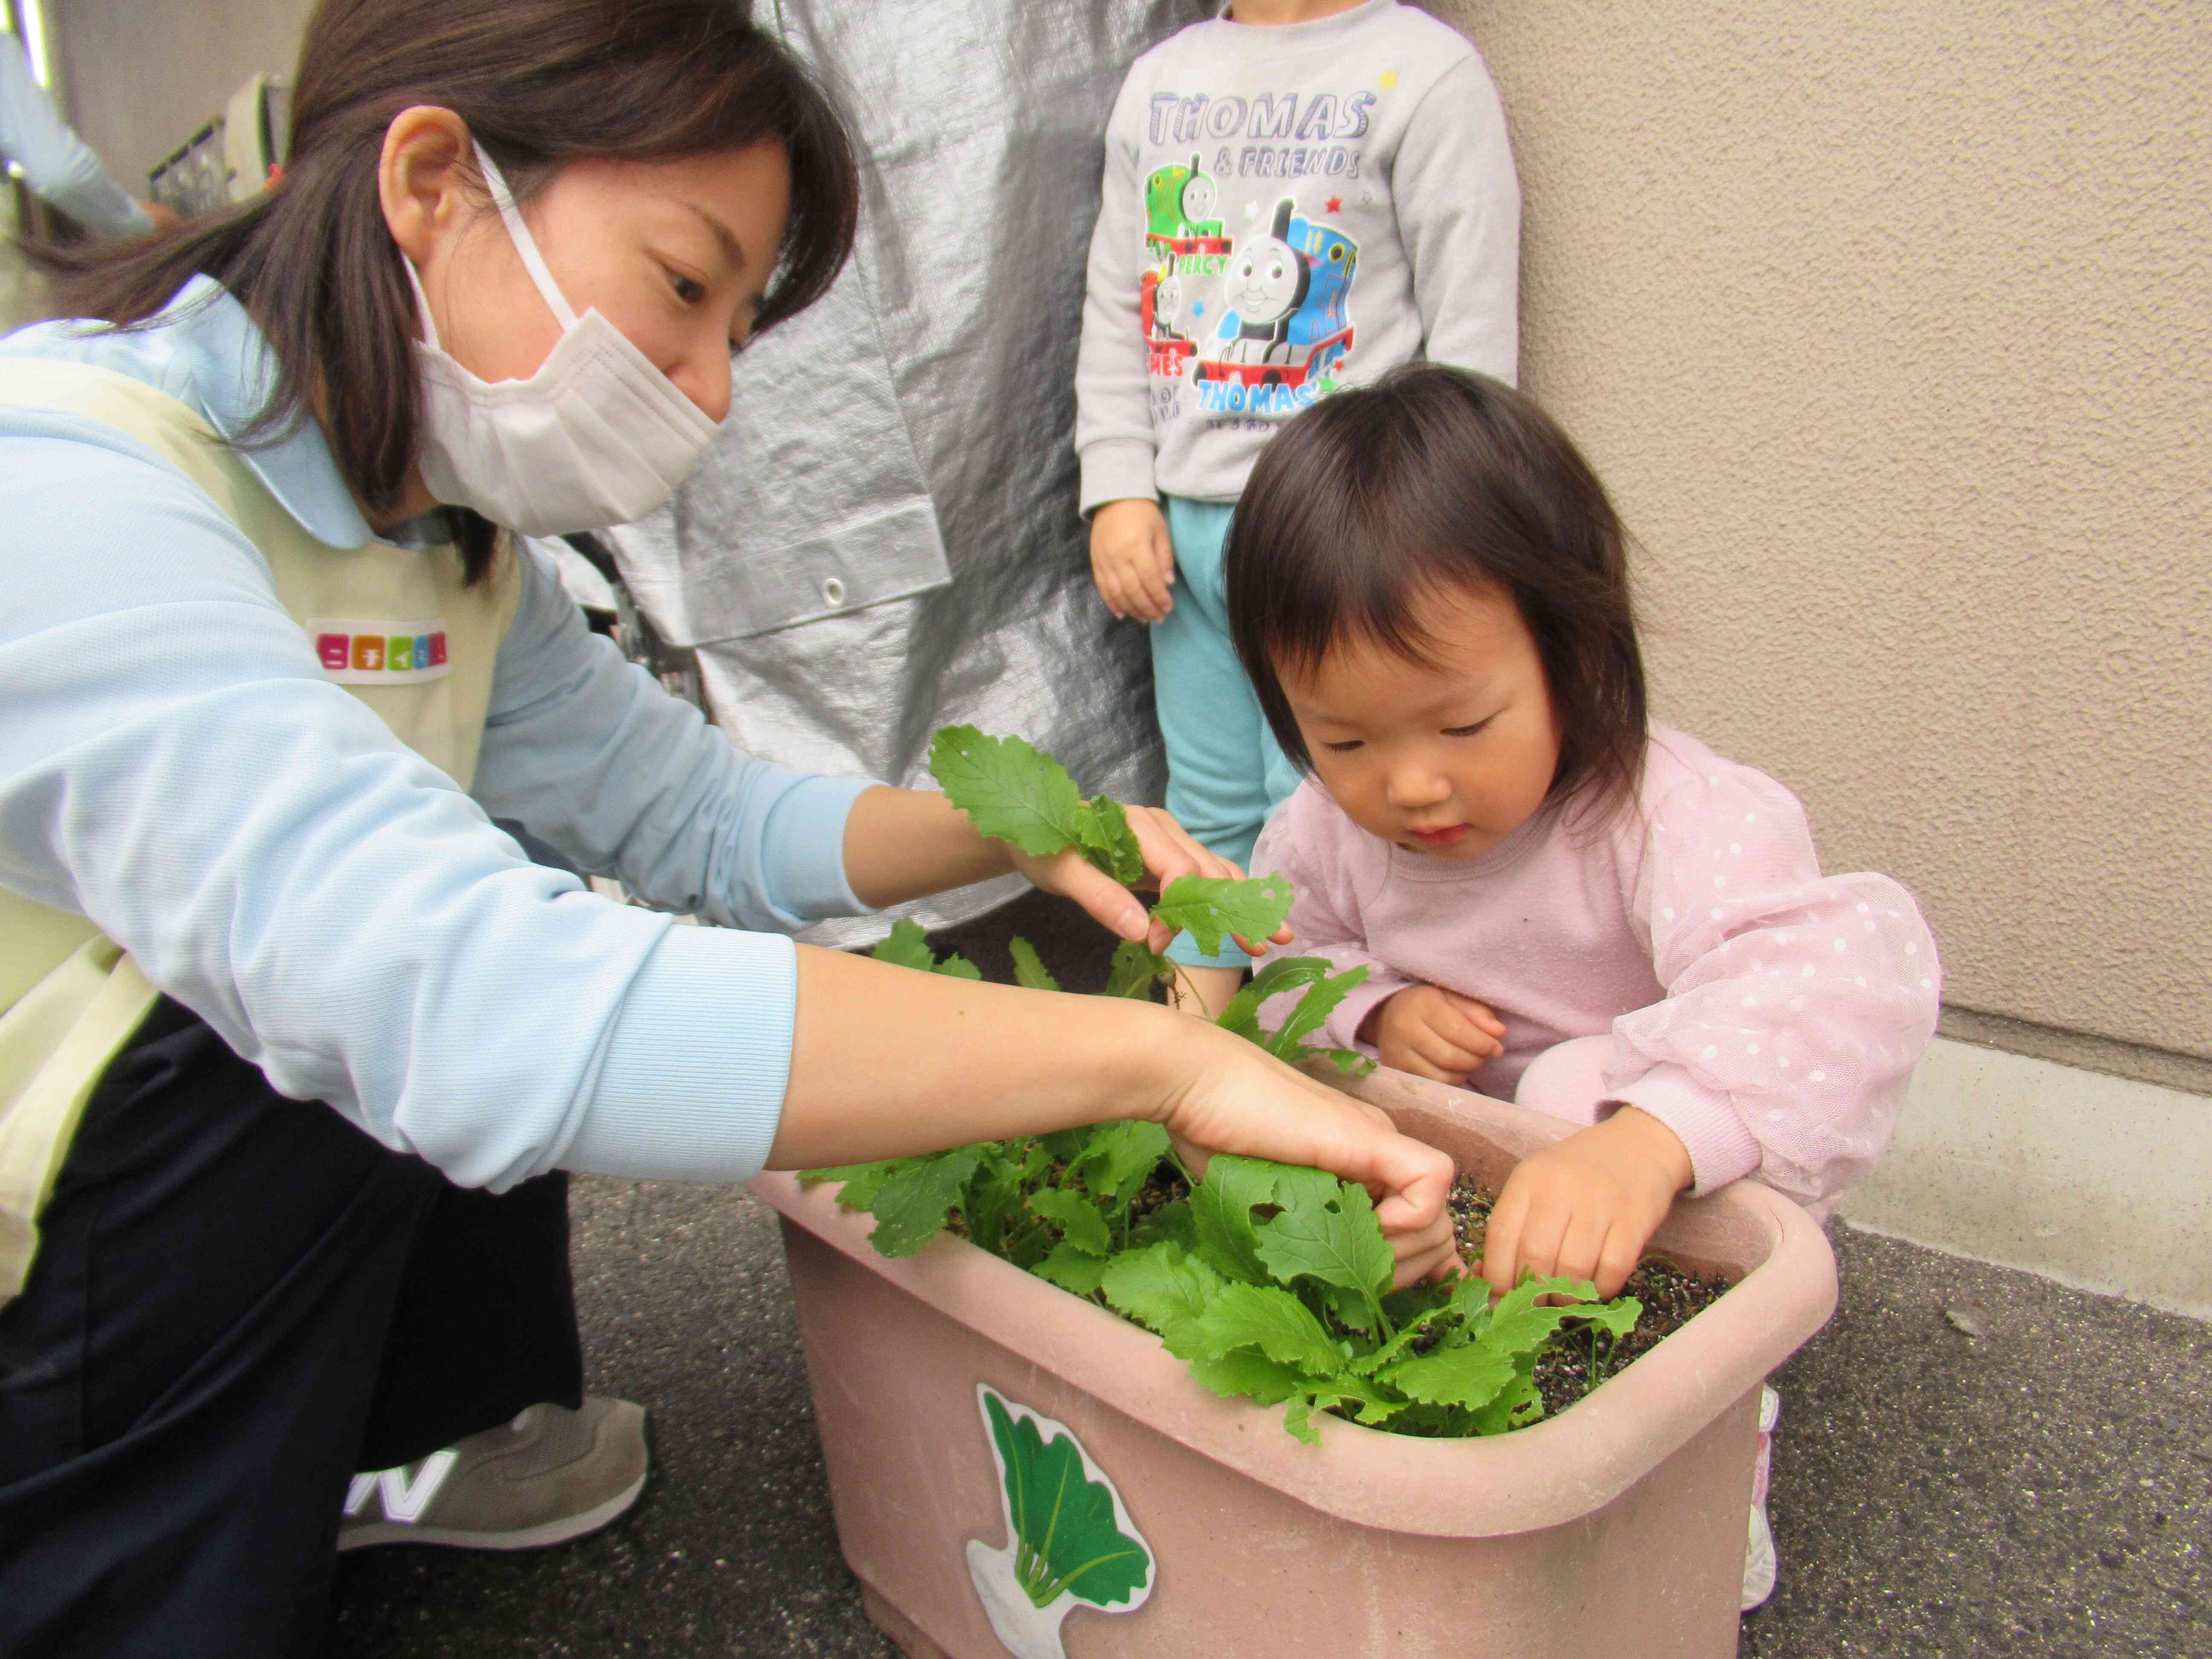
xmin=329 ymin=893 xmax=2211 ymax=1658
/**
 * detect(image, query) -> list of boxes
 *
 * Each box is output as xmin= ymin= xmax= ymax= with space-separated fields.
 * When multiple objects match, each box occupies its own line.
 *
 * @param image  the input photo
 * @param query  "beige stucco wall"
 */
xmin=1440 ymin=1 xmax=2212 ymax=1063
xmin=42 ymin=2 xmax=2211 ymax=1062
xmin=47 ymin=0 xmax=313 ymax=186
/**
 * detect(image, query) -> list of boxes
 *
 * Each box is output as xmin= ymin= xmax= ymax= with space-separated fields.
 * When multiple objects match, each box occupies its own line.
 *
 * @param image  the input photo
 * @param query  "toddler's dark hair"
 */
xmin=1225 ymin=364 xmax=1648 ymax=818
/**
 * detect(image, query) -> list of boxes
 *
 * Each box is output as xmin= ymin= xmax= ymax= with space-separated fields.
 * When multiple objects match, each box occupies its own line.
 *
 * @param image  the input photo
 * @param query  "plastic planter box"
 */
xmin=752 ymin=1064 xmax=1837 ymax=1659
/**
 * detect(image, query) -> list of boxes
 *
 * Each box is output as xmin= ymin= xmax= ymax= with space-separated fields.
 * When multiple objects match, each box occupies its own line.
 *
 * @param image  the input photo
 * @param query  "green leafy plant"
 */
xmin=802 ymin=729 xmax=1644 ymax=1444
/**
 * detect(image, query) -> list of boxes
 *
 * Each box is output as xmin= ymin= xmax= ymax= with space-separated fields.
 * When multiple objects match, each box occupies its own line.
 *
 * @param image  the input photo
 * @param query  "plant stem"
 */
xmin=1167 ymin=959 xmax=1208 ymax=1014
xmin=1367 ymin=1292 xmax=1395 ymax=1344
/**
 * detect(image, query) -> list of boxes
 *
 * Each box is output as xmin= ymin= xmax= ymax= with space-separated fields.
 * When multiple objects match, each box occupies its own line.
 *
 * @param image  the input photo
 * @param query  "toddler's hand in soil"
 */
xmin=1366 ymin=984 xmax=1507 ymax=1086
xmin=1089 ymin=498 xmax=1176 ymax=623
xmin=1479 ymin=1108 xmax=1691 ymax=1300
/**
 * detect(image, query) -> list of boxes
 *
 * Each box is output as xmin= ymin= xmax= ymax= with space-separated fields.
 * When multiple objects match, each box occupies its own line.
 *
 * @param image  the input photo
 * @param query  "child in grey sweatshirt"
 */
xmin=1073 ymin=0 xmax=1520 ymax=1012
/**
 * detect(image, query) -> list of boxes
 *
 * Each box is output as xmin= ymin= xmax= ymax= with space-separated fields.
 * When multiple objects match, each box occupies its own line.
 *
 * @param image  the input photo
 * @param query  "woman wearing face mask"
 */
xmin=0 ymin=2 xmax=1457 ymax=1651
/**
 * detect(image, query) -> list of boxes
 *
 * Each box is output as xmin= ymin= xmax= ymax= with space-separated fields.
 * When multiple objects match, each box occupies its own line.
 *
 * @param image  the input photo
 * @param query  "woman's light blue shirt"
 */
xmin=0 ymin=279 xmax=881 ymax=1188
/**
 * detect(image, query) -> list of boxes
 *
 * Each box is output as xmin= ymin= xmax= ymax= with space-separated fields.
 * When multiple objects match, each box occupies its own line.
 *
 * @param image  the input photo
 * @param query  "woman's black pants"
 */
xmin=0 ymin=998 xmax=585 ymax=1657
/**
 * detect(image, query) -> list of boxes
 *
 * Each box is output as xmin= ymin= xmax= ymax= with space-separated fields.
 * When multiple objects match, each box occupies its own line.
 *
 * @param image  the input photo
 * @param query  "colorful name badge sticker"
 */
xmin=309 ymin=620 xmax=451 ymax=685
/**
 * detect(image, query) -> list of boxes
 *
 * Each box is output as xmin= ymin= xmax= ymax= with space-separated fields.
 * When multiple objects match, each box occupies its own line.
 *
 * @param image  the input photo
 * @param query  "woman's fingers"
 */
xmin=1018 ymin=847 xmax=1149 ymax=940
xmin=1391 ymin=1234 xmax=1464 ymax=1289
xmin=1124 ymin=808 xmax=1260 ymax=955
xmin=1365 ymin=1135 xmax=1456 ymax=1241
xmin=1387 ymin=1200 xmax=1463 ymax=1288
xmin=1146 ymin=808 xmax=1240 ymax=883
xmin=1118 ymin=809 xmax=1291 ymax=956
xmin=1124 ymin=805 xmax=1205 ymax=888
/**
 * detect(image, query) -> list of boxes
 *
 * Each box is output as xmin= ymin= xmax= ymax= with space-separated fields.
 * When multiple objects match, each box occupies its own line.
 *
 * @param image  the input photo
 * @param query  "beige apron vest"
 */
xmin=0 ymin=361 xmax=520 ymax=1301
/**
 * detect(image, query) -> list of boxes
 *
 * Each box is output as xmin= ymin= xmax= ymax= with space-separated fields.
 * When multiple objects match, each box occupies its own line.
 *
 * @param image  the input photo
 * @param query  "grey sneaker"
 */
xmin=338 ymin=1396 xmax=649 ymax=1551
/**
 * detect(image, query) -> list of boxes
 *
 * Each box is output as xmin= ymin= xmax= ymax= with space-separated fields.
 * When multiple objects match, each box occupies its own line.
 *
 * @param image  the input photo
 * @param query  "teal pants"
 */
xmin=1153 ymin=496 xmax=1304 ymax=969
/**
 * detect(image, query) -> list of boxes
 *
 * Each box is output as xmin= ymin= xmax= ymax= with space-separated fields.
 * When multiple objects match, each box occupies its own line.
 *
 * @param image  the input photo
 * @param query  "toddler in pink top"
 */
xmin=1225 ymin=366 xmax=1938 ymax=1604
xmin=1228 ymin=362 xmax=1938 ymax=1289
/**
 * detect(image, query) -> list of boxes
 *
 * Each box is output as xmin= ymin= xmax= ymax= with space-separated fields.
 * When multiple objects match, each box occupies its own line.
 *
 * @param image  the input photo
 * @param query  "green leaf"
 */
xmin=1266 ymin=1162 xmax=1344 ymax=1216
xmin=1280 ymin=1395 xmax=1324 ymax=1446
xmin=1303 ymin=1374 xmax=1412 ymax=1427
xmin=1104 ymin=938 xmax=1175 ymax=999
xmin=1574 ymin=1296 xmax=1644 ymax=1342
xmin=1068 ymin=1120 xmax=1172 ymax=1207
xmin=1033 ymin=1242 xmax=1109 ymax=1297
xmin=1027 ymin=1188 xmax=1112 ymax=1257
xmin=1191 ymin=1283 xmax=1346 ymax=1377
xmin=797 ymin=1159 xmax=899 ymax=1209
xmin=1214 ymin=955 xmax=1332 ymax=1045
xmin=959 ymin=1148 xmax=1032 ymax=1257
xmin=867 ymin=917 xmax=979 ymax=980
xmin=1381 ymin=1280 xmax=1454 ymax=1330
xmin=983 ymin=1391 xmax=1152 ymax=1609
xmin=1007 ymin=936 xmax=1060 ymax=993
xmin=1074 ymin=795 xmax=1146 ymax=886
xmin=1100 ymin=1241 xmax=1225 ymax=1359
xmin=1318 ymin=1047 xmax=1375 ymax=1076
xmin=1150 ymin=872 xmax=1294 ymax=959
xmin=1315 ymin=1281 xmax=1384 ymax=1336
xmin=866 ymin=1146 xmax=988 ymax=1256
xmin=1189 ymin=1154 xmax=1281 ymax=1285
xmin=1130 ymin=1198 xmax=1196 ymax=1251
xmin=1038 ymin=1127 xmax=1091 ymax=1165
xmin=929 ymin=726 xmax=1088 ymax=858
xmin=1262 ymin=964 xmax=1369 ymax=1060
xmin=1186 ymin=1349 xmax=1310 ymax=1408
xmin=1479 ymin=1272 xmax=1604 ymax=1360
xmin=1252 ymin=1175 xmax=1394 ymax=1310
xmin=1378 ymin=1340 xmax=1520 ymax=1411
xmin=868 ymin=917 xmax=937 ymax=972
xmin=1467 ymin=1357 xmax=1545 ymax=1435
xmin=1345 ymin=1318 xmax=1451 ymax=1380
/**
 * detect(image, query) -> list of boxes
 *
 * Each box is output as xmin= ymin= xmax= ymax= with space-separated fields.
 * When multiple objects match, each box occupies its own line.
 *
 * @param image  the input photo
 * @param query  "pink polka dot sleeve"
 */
xmin=1606 ymin=766 xmax=1942 ymax=1205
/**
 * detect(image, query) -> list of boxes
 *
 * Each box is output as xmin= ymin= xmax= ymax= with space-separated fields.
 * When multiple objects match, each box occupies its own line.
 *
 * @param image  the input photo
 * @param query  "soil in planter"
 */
xmin=1448 ymin=1177 xmax=1732 ymax=1420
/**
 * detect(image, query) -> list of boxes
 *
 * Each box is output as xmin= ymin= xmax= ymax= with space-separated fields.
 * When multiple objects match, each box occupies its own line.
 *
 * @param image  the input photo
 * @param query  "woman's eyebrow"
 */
xmin=684 ymin=201 xmax=745 ymax=270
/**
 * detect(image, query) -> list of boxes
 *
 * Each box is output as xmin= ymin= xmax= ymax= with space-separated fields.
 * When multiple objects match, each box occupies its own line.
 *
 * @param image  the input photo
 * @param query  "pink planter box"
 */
xmin=752 ymin=1065 xmax=1837 ymax=1659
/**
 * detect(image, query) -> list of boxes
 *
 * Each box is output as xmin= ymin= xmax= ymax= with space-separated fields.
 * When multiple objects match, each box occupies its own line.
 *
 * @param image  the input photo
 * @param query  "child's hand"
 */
xmin=1366 ymin=984 xmax=1507 ymax=1086
xmin=1089 ymin=498 xmax=1176 ymax=623
xmin=1478 ymin=1108 xmax=1692 ymax=1300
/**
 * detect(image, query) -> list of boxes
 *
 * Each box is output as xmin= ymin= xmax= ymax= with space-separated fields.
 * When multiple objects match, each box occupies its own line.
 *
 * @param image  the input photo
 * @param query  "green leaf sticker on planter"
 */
xmin=966 ymin=1385 xmax=1154 ymax=1659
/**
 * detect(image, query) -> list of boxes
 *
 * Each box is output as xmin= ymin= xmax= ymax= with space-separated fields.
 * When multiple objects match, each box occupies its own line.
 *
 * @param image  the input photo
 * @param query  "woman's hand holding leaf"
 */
xmin=1010 ymin=802 xmax=1260 ymax=951
xmin=1154 ymin=1022 xmax=1458 ymax=1287
xmin=931 ymin=726 xmax=1293 ymax=955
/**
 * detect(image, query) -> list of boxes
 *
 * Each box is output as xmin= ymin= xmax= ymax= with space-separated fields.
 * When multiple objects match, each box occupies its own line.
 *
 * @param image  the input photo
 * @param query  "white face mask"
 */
xmin=404 ymin=145 xmax=720 ymax=536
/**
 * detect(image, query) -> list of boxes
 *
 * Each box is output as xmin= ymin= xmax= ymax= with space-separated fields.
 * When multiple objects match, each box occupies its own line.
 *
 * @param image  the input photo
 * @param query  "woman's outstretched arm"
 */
xmin=773 ymin=946 xmax=1460 ymax=1285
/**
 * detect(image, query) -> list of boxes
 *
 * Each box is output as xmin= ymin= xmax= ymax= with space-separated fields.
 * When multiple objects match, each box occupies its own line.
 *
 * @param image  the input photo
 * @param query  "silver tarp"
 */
xmin=601 ymin=0 xmax=1211 ymax=945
